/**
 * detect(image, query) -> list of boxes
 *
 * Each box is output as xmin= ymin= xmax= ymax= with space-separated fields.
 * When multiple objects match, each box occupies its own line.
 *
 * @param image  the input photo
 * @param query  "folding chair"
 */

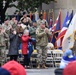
xmin=52 ymin=49 xmax=63 ymax=67
xmin=30 ymin=50 xmax=38 ymax=68
xmin=46 ymin=50 xmax=54 ymax=67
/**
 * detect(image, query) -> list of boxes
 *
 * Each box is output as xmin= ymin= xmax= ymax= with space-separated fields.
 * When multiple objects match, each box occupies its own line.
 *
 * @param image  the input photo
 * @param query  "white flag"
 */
xmin=62 ymin=13 xmax=76 ymax=51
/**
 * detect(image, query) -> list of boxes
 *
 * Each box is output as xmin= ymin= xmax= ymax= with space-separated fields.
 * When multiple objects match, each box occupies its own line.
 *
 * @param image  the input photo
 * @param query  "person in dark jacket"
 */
xmin=8 ymin=29 xmax=20 ymax=61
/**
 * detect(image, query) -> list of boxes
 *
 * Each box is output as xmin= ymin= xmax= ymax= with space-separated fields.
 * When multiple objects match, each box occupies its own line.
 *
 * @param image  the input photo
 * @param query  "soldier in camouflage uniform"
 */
xmin=37 ymin=14 xmax=48 ymax=28
xmin=8 ymin=15 xmax=17 ymax=30
xmin=20 ymin=12 xmax=32 ymax=29
xmin=2 ymin=19 xmax=11 ymax=49
xmin=36 ymin=21 xmax=52 ymax=69
xmin=0 ymin=25 xmax=8 ymax=65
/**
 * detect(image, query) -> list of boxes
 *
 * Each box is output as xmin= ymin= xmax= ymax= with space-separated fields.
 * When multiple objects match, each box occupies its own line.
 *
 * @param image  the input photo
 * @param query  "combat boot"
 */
xmin=37 ymin=64 xmax=40 ymax=69
xmin=42 ymin=64 xmax=48 ymax=69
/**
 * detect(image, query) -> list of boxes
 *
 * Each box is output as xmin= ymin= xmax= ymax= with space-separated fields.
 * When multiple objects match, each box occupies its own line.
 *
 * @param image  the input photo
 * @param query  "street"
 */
xmin=26 ymin=68 xmax=56 ymax=75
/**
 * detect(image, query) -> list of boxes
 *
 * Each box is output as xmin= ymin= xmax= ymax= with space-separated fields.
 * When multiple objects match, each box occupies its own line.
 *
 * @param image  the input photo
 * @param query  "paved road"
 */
xmin=26 ymin=68 xmax=56 ymax=75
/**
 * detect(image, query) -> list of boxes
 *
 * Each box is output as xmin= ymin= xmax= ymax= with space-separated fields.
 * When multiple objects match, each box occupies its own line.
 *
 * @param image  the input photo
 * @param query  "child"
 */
xmin=59 ymin=49 xmax=76 ymax=69
xmin=21 ymin=29 xmax=31 ymax=68
xmin=63 ymin=61 xmax=76 ymax=75
xmin=0 ymin=60 xmax=26 ymax=75
xmin=55 ymin=50 xmax=76 ymax=75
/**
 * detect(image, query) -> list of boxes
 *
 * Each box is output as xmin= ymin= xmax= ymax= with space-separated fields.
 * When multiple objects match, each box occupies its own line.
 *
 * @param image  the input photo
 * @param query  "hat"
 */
xmin=2 ymin=60 xmax=26 ymax=75
xmin=64 ymin=50 xmax=73 ymax=58
xmin=0 ymin=68 xmax=10 ymax=75
xmin=63 ymin=61 xmax=76 ymax=75
xmin=47 ymin=43 xmax=54 ymax=49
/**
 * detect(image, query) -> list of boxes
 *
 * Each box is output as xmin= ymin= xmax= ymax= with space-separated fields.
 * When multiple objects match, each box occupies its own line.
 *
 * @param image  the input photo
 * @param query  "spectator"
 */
xmin=21 ymin=29 xmax=31 ymax=68
xmin=0 ymin=60 xmax=26 ymax=75
xmin=60 ymin=49 xmax=76 ymax=69
xmin=8 ymin=29 xmax=20 ymax=61
xmin=63 ymin=61 xmax=76 ymax=75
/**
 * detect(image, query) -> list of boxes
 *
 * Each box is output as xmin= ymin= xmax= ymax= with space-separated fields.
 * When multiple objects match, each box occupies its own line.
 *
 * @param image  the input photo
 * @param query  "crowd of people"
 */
xmin=0 ymin=11 xmax=76 ymax=75
xmin=0 ymin=11 xmax=52 ymax=69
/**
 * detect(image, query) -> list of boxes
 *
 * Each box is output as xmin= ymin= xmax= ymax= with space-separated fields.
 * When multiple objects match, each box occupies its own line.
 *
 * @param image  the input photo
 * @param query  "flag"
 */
xmin=51 ymin=10 xmax=62 ymax=47
xmin=43 ymin=10 xmax=47 ymax=20
xmin=49 ymin=17 xmax=53 ymax=28
xmin=66 ymin=10 xmax=73 ymax=27
xmin=62 ymin=13 xmax=76 ymax=51
xmin=32 ymin=14 xmax=35 ymax=22
xmin=56 ymin=12 xmax=69 ymax=48
xmin=40 ymin=10 xmax=43 ymax=14
xmin=49 ymin=11 xmax=53 ymax=28
xmin=51 ymin=10 xmax=61 ymax=32
xmin=51 ymin=16 xmax=58 ymax=32
xmin=49 ymin=9 xmax=54 ymax=31
xmin=30 ymin=11 xmax=32 ymax=20
xmin=57 ymin=11 xmax=73 ymax=48
xmin=35 ymin=11 xmax=39 ymax=21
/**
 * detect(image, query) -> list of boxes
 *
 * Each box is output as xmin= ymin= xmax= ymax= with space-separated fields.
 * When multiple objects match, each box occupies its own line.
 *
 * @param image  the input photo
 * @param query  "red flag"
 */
xmin=51 ymin=10 xmax=62 ymax=48
xmin=30 ymin=12 xmax=32 ymax=19
xmin=43 ymin=10 xmax=46 ymax=20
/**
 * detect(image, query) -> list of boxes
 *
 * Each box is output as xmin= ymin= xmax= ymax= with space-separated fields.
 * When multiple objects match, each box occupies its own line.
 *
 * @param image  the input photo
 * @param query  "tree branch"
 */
xmin=9 ymin=4 xmax=17 ymax=8
xmin=3 ymin=0 xmax=10 ymax=12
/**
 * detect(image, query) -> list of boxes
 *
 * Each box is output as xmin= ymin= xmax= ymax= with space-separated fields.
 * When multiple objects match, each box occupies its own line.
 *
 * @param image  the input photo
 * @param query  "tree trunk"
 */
xmin=0 ymin=10 xmax=5 ymax=23
xmin=0 ymin=0 xmax=10 ymax=23
xmin=38 ymin=4 xmax=42 ymax=13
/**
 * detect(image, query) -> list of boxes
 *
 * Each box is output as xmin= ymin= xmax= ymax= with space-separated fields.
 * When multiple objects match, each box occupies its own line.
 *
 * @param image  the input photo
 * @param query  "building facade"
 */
xmin=6 ymin=0 xmax=76 ymax=23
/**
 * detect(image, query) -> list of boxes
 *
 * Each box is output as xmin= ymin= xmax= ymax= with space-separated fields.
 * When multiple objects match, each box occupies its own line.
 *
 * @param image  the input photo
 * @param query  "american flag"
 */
xmin=57 ymin=11 xmax=73 ymax=48
xmin=51 ymin=10 xmax=62 ymax=48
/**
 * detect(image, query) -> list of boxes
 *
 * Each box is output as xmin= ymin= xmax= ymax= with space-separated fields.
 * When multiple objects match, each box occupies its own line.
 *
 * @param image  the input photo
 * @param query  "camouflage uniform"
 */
xmin=36 ymin=27 xmax=52 ymax=64
xmin=20 ymin=17 xmax=32 ymax=24
xmin=8 ymin=20 xmax=17 ymax=30
xmin=20 ymin=17 xmax=32 ymax=30
xmin=37 ymin=19 xmax=48 ymax=28
xmin=0 ymin=25 xmax=8 ymax=64
xmin=2 ymin=23 xmax=11 ymax=49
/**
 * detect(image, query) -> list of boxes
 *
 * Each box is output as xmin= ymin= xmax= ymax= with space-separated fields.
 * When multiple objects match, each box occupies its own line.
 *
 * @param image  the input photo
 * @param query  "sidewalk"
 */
xmin=26 ymin=68 xmax=56 ymax=75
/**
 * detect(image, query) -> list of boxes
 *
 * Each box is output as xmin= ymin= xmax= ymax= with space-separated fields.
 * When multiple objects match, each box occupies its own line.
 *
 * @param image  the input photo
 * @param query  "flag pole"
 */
xmin=51 ymin=9 xmax=54 ymax=25
xmin=59 ymin=9 xmax=62 ymax=29
xmin=40 ymin=10 xmax=43 ymax=14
